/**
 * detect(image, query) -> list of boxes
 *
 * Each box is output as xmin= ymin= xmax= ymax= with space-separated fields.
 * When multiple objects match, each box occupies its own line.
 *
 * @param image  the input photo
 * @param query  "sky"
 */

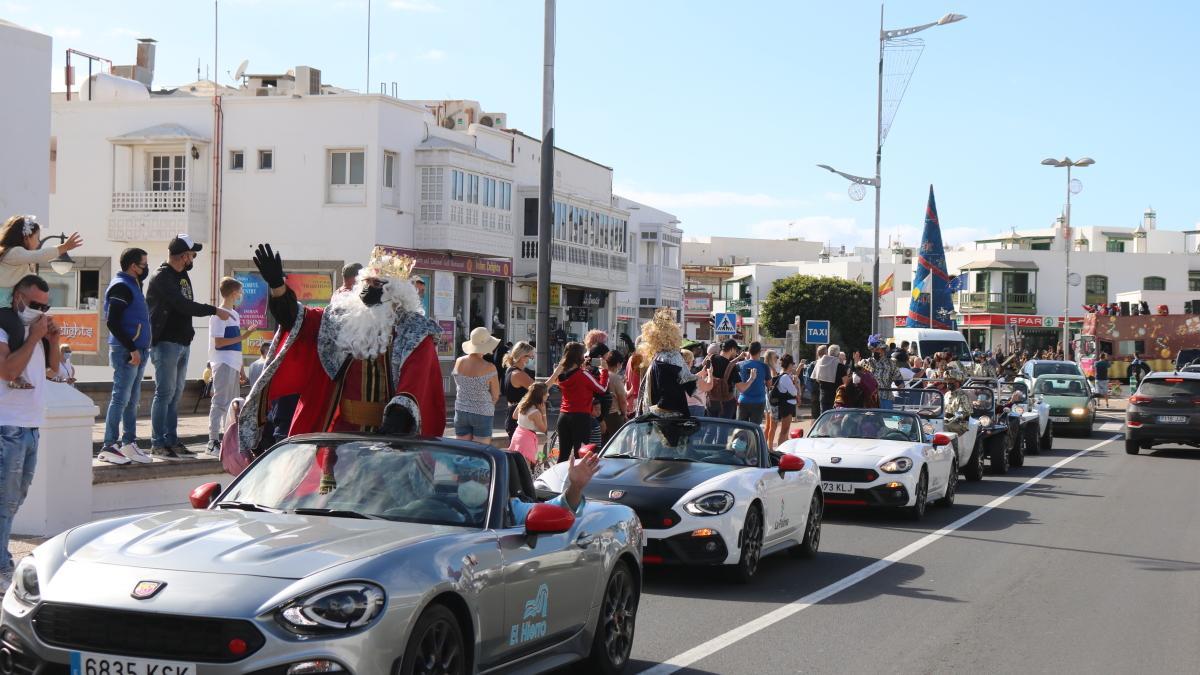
xmin=8 ymin=0 xmax=1199 ymax=249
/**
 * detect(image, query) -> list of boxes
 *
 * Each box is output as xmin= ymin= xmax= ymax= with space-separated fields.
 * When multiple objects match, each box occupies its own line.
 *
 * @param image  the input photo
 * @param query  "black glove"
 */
xmin=253 ymin=244 xmax=286 ymax=289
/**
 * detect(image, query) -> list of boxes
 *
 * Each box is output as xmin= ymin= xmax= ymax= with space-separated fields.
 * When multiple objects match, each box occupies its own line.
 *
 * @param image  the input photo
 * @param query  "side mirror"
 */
xmin=931 ymin=433 xmax=951 ymax=447
xmin=789 ymin=428 xmax=804 ymax=439
xmin=189 ymin=482 xmax=222 ymax=509
xmin=525 ymin=503 xmax=575 ymax=535
xmin=778 ymin=454 xmax=805 ymax=473
xmin=578 ymin=444 xmax=597 ymax=458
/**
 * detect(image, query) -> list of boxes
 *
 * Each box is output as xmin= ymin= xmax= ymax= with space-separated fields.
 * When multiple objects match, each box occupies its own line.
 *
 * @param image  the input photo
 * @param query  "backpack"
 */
xmin=768 ymin=374 xmax=786 ymax=406
xmin=708 ymin=357 xmax=737 ymax=403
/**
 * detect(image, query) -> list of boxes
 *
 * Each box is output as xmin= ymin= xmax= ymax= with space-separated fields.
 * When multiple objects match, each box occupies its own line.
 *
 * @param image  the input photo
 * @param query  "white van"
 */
xmin=892 ymin=328 xmax=970 ymax=362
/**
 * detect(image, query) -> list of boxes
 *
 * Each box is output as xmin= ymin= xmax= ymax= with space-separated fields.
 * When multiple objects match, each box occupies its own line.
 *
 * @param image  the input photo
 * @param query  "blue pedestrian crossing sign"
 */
xmin=714 ymin=312 xmax=738 ymax=335
xmin=805 ymin=320 xmax=831 ymax=344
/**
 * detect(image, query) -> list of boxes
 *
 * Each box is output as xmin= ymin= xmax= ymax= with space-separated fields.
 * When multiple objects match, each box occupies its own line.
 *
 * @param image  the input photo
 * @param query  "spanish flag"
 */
xmin=879 ymin=273 xmax=895 ymax=297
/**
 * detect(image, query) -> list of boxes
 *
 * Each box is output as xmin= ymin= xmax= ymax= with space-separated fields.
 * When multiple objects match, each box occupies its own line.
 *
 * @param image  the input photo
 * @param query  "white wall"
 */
xmin=0 ymin=21 xmax=51 ymax=222
xmin=683 ymin=237 xmax=823 ymax=266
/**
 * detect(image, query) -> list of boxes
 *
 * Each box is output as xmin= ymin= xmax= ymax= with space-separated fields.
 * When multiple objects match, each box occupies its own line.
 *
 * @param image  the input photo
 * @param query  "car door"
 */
xmin=495 ymin=501 xmax=603 ymax=660
xmin=759 ymin=441 xmax=807 ymax=545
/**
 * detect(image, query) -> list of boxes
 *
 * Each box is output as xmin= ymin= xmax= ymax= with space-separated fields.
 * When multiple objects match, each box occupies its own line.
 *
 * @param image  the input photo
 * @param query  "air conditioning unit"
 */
xmin=480 ymin=112 xmax=507 ymax=128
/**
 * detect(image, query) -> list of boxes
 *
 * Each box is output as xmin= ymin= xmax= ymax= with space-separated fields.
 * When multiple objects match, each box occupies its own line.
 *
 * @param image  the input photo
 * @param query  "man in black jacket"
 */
xmin=146 ymin=235 xmax=228 ymax=458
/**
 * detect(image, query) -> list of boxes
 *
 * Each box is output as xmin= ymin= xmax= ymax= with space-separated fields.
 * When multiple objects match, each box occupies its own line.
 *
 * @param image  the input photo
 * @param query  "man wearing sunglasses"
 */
xmin=0 ymin=274 xmax=62 ymax=591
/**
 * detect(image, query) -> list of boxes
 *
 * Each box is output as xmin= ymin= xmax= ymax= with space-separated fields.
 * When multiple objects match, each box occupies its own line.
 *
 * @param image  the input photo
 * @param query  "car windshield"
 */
xmin=220 ymin=440 xmax=494 ymax=528
xmin=961 ymin=387 xmax=994 ymax=414
xmin=919 ymin=340 xmax=971 ymax=361
xmin=601 ymin=418 xmax=760 ymax=467
xmin=1032 ymin=362 xmax=1082 ymax=378
xmin=809 ymin=410 xmax=921 ymax=442
xmin=1138 ymin=378 xmax=1200 ymax=398
xmin=887 ymin=388 xmax=945 ymax=418
xmin=1035 ymin=377 xmax=1088 ymax=396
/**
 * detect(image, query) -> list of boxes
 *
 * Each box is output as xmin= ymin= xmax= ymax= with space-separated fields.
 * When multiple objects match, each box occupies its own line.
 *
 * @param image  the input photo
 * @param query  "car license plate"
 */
xmin=1050 ymin=416 xmax=1070 ymax=423
xmin=1157 ymin=415 xmax=1188 ymax=424
xmin=822 ymin=481 xmax=855 ymax=494
xmin=71 ymin=652 xmax=195 ymax=675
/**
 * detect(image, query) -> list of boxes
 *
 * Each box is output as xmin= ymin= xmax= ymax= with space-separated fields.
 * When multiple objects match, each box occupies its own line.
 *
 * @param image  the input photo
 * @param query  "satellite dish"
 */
xmin=233 ymin=60 xmax=249 ymax=82
xmin=848 ymin=183 xmax=867 ymax=202
xmin=1069 ymin=178 xmax=1082 ymax=195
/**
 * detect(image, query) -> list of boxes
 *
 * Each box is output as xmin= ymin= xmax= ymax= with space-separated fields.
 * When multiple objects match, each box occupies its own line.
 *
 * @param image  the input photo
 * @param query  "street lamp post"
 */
xmin=818 ymin=6 xmax=965 ymax=337
xmin=36 ymin=233 xmax=77 ymax=275
xmin=1041 ymin=156 xmax=1095 ymax=361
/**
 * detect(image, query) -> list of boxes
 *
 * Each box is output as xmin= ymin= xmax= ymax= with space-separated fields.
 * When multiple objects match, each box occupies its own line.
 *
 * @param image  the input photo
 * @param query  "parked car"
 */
xmin=536 ymin=416 xmax=822 ymax=583
xmin=1174 ymin=348 xmax=1200 ymax=371
xmin=1014 ymin=359 xmax=1085 ymax=393
xmin=2 ymin=434 xmax=643 ymax=675
xmin=1126 ymin=372 xmax=1200 ymax=454
xmin=1032 ymin=373 xmax=1096 ymax=436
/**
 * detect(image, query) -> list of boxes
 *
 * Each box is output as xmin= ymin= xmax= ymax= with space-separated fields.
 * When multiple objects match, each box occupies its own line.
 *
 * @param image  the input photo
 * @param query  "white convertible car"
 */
xmin=778 ymin=408 xmax=957 ymax=520
xmin=536 ymin=416 xmax=822 ymax=583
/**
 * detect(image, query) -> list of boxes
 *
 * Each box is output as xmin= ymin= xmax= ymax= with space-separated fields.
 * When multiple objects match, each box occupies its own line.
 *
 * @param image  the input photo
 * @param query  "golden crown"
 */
xmin=364 ymin=246 xmax=416 ymax=280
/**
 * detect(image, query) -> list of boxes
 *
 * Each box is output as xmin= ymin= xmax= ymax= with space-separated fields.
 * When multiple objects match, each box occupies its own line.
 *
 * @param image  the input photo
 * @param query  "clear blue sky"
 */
xmin=10 ymin=0 xmax=1197 ymax=248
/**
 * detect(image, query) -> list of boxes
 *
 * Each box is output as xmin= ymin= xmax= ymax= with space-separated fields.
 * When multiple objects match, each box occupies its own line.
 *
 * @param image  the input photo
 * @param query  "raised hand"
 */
xmin=563 ymin=448 xmax=602 ymax=510
xmin=253 ymin=244 xmax=286 ymax=288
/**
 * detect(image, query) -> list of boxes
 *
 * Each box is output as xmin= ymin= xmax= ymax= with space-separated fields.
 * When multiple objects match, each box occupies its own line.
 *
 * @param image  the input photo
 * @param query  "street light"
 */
xmin=1041 ymin=156 xmax=1094 ymax=361
xmin=818 ymin=5 xmax=965 ymax=337
xmin=36 ymin=233 xmax=76 ymax=275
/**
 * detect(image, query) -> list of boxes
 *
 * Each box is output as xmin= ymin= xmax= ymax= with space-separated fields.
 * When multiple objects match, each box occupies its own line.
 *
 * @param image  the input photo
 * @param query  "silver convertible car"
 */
xmin=1 ymin=434 xmax=642 ymax=675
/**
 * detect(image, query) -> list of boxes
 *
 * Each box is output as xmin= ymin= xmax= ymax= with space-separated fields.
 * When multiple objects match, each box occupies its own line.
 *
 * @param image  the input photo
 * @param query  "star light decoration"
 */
xmin=936 ymin=307 xmax=953 ymax=320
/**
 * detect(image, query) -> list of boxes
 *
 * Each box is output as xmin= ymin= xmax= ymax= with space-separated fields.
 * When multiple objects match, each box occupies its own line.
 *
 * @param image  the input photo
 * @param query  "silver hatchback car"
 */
xmin=1 ymin=434 xmax=642 ymax=675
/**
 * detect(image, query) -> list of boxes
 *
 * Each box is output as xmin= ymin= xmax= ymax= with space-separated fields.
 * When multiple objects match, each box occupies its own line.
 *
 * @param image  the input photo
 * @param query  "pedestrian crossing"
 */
xmin=1097 ymin=421 xmax=1125 ymax=433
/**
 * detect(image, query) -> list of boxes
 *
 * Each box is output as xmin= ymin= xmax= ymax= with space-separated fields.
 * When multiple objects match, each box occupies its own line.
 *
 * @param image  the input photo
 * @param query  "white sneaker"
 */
xmin=120 ymin=442 xmax=152 ymax=464
xmin=97 ymin=446 xmax=131 ymax=465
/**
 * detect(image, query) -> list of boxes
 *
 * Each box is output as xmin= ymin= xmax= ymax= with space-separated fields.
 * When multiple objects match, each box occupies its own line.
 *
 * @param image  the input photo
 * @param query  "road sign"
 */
xmin=805 ymin=320 xmax=831 ymax=345
xmin=714 ymin=312 xmax=738 ymax=335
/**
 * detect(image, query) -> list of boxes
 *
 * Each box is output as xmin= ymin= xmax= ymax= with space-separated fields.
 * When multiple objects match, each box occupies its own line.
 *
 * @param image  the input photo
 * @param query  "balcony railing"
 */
xmin=112 ymin=191 xmax=206 ymax=213
xmin=957 ymin=291 xmax=1037 ymax=314
xmin=519 ymin=237 xmax=628 ymax=286
xmin=640 ymin=265 xmax=684 ymax=289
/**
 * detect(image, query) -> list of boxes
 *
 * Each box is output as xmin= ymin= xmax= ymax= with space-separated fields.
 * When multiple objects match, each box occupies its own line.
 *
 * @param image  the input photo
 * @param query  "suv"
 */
xmin=1175 ymin=349 xmax=1200 ymax=371
xmin=1015 ymin=360 xmax=1084 ymax=393
xmin=1125 ymin=372 xmax=1200 ymax=454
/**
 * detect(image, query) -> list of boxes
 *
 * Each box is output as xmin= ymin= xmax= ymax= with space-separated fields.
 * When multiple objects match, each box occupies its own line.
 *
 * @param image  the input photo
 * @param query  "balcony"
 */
xmin=518 ymin=237 xmax=629 ymax=289
xmin=957 ymin=291 xmax=1037 ymax=314
xmin=108 ymin=191 xmax=208 ymax=242
xmin=639 ymin=264 xmax=684 ymax=291
xmin=414 ymin=200 xmax=514 ymax=258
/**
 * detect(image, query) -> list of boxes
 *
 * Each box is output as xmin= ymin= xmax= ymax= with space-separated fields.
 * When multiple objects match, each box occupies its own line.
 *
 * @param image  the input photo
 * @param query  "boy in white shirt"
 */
xmin=207 ymin=277 xmax=257 ymax=456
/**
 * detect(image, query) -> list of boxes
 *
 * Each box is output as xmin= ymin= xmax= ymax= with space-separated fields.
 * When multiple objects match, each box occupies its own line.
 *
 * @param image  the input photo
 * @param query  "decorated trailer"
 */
xmin=1078 ymin=312 xmax=1200 ymax=379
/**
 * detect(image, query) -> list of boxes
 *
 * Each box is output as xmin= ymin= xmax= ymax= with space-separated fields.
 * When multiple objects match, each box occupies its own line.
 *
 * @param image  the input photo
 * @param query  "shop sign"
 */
xmin=529 ymin=284 xmax=562 ymax=307
xmin=684 ymin=294 xmax=712 ymax=313
xmin=56 ymin=312 xmax=99 ymax=353
xmin=433 ymin=271 xmax=456 ymax=319
xmin=378 ymin=246 xmax=513 ymax=279
xmin=436 ymin=320 xmax=456 ymax=359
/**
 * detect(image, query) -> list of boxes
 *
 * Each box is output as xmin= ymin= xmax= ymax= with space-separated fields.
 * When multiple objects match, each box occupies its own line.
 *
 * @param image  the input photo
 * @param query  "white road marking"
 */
xmin=1098 ymin=421 xmax=1125 ymax=433
xmin=639 ymin=435 xmax=1121 ymax=675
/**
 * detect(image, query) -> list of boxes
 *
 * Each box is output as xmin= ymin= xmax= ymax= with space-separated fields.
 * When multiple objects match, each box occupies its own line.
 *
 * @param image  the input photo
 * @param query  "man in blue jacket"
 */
xmin=99 ymin=248 xmax=154 ymax=465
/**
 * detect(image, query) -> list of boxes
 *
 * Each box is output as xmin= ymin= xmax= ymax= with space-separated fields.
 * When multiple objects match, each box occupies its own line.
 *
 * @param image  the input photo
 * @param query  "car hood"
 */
xmin=1041 ymin=394 xmax=1089 ymax=408
xmin=66 ymin=509 xmax=471 ymax=580
xmin=784 ymin=437 xmax=913 ymax=465
xmin=582 ymin=458 xmax=749 ymax=511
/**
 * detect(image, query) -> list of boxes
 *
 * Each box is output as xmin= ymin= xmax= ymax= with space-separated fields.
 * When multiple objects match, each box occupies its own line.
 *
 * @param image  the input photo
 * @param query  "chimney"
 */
xmin=135 ymin=38 xmax=156 ymax=88
xmin=294 ymin=66 xmax=322 ymax=95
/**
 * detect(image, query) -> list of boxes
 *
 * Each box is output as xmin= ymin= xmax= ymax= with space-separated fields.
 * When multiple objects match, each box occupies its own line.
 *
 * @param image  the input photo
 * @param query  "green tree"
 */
xmin=760 ymin=275 xmax=872 ymax=359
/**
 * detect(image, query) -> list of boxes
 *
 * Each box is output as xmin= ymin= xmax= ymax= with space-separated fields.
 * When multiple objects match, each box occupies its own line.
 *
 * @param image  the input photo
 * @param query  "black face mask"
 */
xmin=137 ymin=265 xmax=149 ymax=283
xmin=360 ymin=285 xmax=384 ymax=307
xmin=184 ymin=261 xmax=194 ymax=272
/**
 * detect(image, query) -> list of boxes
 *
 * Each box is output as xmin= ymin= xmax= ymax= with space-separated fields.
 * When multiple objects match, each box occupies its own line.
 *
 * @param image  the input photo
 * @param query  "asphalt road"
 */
xmin=619 ymin=413 xmax=1200 ymax=674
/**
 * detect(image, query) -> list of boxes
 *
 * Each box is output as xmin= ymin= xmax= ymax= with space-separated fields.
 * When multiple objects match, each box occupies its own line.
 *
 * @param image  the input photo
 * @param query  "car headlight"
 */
xmin=880 ymin=457 xmax=913 ymax=473
xmin=683 ymin=491 xmax=734 ymax=516
xmin=11 ymin=557 xmax=40 ymax=605
xmin=1071 ymin=407 xmax=1086 ymax=416
xmin=978 ymin=415 xmax=993 ymax=427
xmin=277 ymin=583 xmax=386 ymax=634
xmin=1011 ymin=405 xmax=1026 ymax=415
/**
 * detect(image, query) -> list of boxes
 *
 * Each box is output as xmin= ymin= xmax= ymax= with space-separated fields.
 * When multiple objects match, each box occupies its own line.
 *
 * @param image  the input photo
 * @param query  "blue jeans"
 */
xmin=0 ymin=426 xmax=39 ymax=572
xmin=104 ymin=344 xmax=149 ymax=446
xmin=150 ymin=342 xmax=190 ymax=448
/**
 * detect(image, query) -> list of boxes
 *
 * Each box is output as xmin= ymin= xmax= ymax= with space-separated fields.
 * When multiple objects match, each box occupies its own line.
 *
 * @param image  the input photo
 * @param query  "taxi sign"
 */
xmin=805 ymin=320 xmax=830 ymax=344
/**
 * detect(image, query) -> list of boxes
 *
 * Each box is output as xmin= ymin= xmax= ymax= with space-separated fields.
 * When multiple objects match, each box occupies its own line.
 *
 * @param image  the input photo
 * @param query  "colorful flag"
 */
xmin=879 ymin=273 xmax=895 ymax=297
xmin=948 ymin=274 xmax=967 ymax=292
xmin=906 ymin=185 xmax=956 ymax=329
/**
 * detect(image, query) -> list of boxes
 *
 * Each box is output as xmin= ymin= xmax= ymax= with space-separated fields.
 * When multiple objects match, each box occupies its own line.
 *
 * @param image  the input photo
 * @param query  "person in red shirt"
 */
xmin=549 ymin=342 xmax=606 ymax=463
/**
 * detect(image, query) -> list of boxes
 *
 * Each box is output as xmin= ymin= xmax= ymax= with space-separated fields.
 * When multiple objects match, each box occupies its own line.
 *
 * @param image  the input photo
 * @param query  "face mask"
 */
xmin=63 ymin=352 xmax=72 ymax=360
xmin=730 ymin=438 xmax=748 ymax=453
xmin=184 ymin=261 xmax=194 ymax=272
xmin=360 ymin=284 xmax=384 ymax=307
xmin=457 ymin=480 xmax=488 ymax=508
xmin=852 ymin=374 xmax=861 ymax=385
xmin=232 ymin=293 xmax=244 ymax=306
xmin=15 ymin=298 xmax=44 ymax=326
xmin=137 ymin=265 xmax=149 ymax=283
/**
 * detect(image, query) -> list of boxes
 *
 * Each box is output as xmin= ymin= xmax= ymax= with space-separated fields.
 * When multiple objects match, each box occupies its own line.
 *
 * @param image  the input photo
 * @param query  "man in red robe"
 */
xmin=238 ymin=244 xmax=444 ymax=451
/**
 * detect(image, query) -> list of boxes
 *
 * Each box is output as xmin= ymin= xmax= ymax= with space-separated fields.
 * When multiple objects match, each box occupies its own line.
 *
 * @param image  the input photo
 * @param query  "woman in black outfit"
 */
xmin=501 ymin=341 xmax=535 ymax=438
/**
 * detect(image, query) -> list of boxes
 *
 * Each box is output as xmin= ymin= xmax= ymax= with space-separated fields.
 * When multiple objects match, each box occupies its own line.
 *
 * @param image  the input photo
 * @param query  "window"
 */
xmin=1002 ymin=272 xmax=1029 ymax=295
xmin=150 ymin=154 xmax=186 ymax=191
xmin=1031 ymin=241 xmax=1051 ymax=251
xmin=329 ymin=150 xmax=365 ymax=186
xmin=1189 ymin=274 xmax=1200 ymax=292
xmin=902 ymin=281 xmax=912 ymax=292
xmin=383 ymin=152 xmax=395 ymax=189
xmin=468 ymin=174 xmax=479 ymax=204
xmin=1106 ymin=238 xmax=1126 ymax=252
xmin=451 ymin=170 xmax=464 ymax=201
xmin=1085 ymin=275 xmax=1108 ymax=305
xmin=1144 ymin=276 xmax=1166 ymax=291
xmin=257 ymin=149 xmax=273 ymax=171
xmin=974 ymin=272 xmax=989 ymax=293
xmin=229 ymin=150 xmax=244 ymax=171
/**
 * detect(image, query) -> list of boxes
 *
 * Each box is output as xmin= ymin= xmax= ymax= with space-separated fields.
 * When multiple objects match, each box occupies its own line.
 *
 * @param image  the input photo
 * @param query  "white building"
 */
xmin=613 ymin=197 xmax=683 ymax=335
xmin=48 ymin=39 xmax=673 ymax=380
xmin=0 ymin=20 xmax=50 ymax=237
xmin=682 ymin=236 xmax=823 ymax=266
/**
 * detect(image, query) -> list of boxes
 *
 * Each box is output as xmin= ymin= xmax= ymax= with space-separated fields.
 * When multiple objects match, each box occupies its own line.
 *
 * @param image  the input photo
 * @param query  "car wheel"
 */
xmin=399 ymin=604 xmax=466 ymax=675
xmin=586 ymin=560 xmax=638 ymax=675
xmin=989 ymin=436 xmax=1009 ymax=475
xmin=1125 ymin=438 xmax=1140 ymax=455
xmin=1083 ymin=418 xmax=1094 ymax=438
xmin=964 ymin=438 xmax=985 ymax=481
xmin=1010 ymin=426 xmax=1026 ymax=468
xmin=791 ymin=492 xmax=822 ymax=559
xmin=728 ymin=504 xmax=763 ymax=583
xmin=906 ymin=470 xmax=928 ymax=521
xmin=937 ymin=460 xmax=957 ymax=507
xmin=1024 ymin=424 xmax=1040 ymax=456
xmin=1040 ymin=422 xmax=1053 ymax=451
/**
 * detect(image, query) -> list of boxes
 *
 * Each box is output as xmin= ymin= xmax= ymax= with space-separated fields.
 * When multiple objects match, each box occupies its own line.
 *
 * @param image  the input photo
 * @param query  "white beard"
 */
xmin=328 ymin=288 xmax=396 ymax=360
